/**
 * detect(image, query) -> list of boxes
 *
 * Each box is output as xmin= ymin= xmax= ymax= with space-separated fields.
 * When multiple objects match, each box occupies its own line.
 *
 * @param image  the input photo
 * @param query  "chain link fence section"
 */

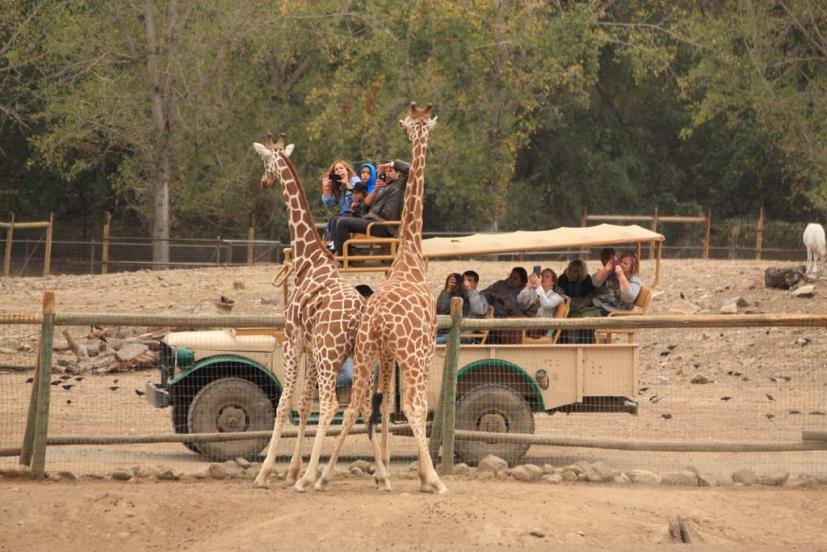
xmin=0 ymin=322 xmax=39 ymax=468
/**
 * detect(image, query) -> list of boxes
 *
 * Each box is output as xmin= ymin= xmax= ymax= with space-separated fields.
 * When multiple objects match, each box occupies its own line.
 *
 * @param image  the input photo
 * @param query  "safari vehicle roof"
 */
xmin=421 ymin=224 xmax=665 ymax=258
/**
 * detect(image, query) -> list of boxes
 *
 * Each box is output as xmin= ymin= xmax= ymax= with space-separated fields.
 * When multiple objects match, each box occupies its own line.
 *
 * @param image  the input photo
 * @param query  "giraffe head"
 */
xmin=399 ymin=102 xmax=437 ymax=141
xmin=253 ymin=132 xmax=295 ymax=189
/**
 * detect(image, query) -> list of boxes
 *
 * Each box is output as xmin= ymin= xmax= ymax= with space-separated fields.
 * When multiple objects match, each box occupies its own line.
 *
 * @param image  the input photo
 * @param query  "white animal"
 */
xmin=803 ymin=222 xmax=826 ymax=274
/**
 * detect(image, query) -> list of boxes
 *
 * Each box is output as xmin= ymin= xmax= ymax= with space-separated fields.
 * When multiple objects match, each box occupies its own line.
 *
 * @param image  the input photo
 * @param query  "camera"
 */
xmin=378 ymin=172 xmax=387 ymax=182
xmin=533 ymin=265 xmax=541 ymax=276
xmin=328 ymin=172 xmax=343 ymax=183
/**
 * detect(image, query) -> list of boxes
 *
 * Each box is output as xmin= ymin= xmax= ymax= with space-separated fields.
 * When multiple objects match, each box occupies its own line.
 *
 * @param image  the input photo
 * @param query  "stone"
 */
xmin=585 ymin=461 xmax=615 ymax=482
xmin=116 ymin=343 xmax=149 ymax=362
xmin=792 ymin=285 xmax=815 ymax=298
xmin=244 ymin=467 xmax=258 ymax=479
xmin=785 ymin=475 xmax=818 ymax=489
xmin=235 ymin=457 xmax=251 ymax=469
xmin=510 ymin=464 xmax=544 ymax=482
xmin=156 ymin=469 xmax=179 ymax=481
xmin=719 ymin=302 xmax=738 ymax=314
xmin=111 ymin=469 xmax=132 ymax=481
xmin=543 ymin=473 xmax=562 ymax=484
xmin=475 ymin=470 xmax=495 ymax=480
xmin=668 ymin=300 xmax=701 ymax=315
xmin=222 ymin=460 xmax=242 ymax=477
xmin=55 ymin=470 xmax=76 ymax=481
xmin=348 ymin=459 xmax=371 ymax=473
xmin=731 ymin=468 xmax=757 ymax=485
xmin=349 ymin=467 xmax=365 ymax=477
xmin=529 ymin=530 xmax=546 ymax=538
xmin=542 ymin=464 xmax=557 ymax=474
xmin=757 ymin=470 xmax=789 ymax=487
xmin=208 ymin=463 xmax=228 ymax=480
xmin=690 ymin=373 xmax=711 ymax=384
xmin=477 ymin=455 xmax=509 ymax=476
xmin=612 ymin=473 xmax=630 ymax=484
xmin=452 ymin=463 xmax=471 ymax=476
xmin=233 ymin=280 xmax=246 ymax=290
xmin=626 ymin=469 xmax=661 ymax=484
xmin=132 ymin=465 xmax=158 ymax=478
xmin=559 ymin=469 xmax=579 ymax=482
xmin=764 ymin=266 xmax=807 ymax=289
xmin=661 ymin=470 xmax=699 ymax=486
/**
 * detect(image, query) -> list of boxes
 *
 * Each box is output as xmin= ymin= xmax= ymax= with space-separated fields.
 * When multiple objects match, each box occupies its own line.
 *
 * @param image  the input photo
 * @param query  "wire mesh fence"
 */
xmin=1 ymin=308 xmax=825 ymax=483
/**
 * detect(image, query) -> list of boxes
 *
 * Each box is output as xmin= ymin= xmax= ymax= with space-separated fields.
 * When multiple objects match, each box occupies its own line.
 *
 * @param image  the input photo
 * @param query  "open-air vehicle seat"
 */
xmin=336 ymin=220 xmax=401 ymax=273
xmin=595 ymin=285 xmax=654 ymax=344
xmin=520 ymin=296 xmax=571 ymax=345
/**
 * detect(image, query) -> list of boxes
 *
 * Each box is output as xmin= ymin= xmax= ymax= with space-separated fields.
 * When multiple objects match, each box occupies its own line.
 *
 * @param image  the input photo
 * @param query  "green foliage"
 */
xmin=0 ymin=0 xmax=825 ymax=245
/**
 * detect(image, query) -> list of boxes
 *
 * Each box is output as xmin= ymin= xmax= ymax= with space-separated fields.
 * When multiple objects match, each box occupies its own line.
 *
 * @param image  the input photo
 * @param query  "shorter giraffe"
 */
xmin=252 ymin=133 xmax=364 ymax=492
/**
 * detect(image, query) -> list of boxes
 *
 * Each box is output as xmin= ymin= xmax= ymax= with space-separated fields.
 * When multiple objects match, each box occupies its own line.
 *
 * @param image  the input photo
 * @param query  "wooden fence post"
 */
xmin=756 ymin=207 xmax=764 ymax=260
xmin=3 ymin=213 xmax=14 ymax=277
xmin=429 ymin=297 xmax=463 ymax=470
xmin=581 ymin=209 xmax=588 ymax=227
xmin=30 ymin=291 xmax=55 ymax=478
xmin=215 ymin=236 xmax=222 ymax=266
xmin=650 ymin=207 xmax=659 ymax=260
xmin=43 ymin=213 xmax=53 ymax=276
xmin=704 ymin=209 xmax=712 ymax=260
xmin=101 ymin=212 xmax=111 ymax=274
xmin=247 ymin=223 xmax=255 ymax=267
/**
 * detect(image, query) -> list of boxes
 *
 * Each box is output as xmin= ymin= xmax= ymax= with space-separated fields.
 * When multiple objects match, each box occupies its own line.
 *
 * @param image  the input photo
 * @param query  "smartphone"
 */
xmin=532 ymin=265 xmax=541 ymax=276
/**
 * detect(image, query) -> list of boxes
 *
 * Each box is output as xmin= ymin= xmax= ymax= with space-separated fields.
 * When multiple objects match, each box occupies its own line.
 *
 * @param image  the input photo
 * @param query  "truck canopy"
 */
xmin=422 ymin=224 xmax=665 ymax=258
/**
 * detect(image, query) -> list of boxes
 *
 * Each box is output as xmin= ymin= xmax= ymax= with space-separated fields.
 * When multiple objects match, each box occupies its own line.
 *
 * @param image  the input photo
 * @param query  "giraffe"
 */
xmin=251 ymin=132 xmax=364 ymax=492
xmin=317 ymin=102 xmax=447 ymax=494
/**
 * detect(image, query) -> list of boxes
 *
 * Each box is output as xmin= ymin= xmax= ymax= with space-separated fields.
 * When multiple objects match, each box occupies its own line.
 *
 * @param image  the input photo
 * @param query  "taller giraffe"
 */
xmin=318 ymin=103 xmax=447 ymax=494
xmin=251 ymin=133 xmax=364 ymax=492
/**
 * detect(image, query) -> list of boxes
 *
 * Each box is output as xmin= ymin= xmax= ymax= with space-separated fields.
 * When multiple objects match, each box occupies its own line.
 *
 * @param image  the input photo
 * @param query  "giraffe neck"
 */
xmin=390 ymin=128 xmax=429 ymax=276
xmin=273 ymin=155 xmax=334 ymax=280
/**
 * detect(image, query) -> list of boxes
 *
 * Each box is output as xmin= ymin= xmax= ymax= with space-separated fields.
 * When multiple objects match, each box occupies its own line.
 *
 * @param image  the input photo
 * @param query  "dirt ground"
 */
xmin=1 ymin=258 xmax=827 ymax=550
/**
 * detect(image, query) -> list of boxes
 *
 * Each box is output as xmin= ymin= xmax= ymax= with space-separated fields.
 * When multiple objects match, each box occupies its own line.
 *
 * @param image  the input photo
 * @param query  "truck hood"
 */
xmin=164 ymin=330 xmax=279 ymax=353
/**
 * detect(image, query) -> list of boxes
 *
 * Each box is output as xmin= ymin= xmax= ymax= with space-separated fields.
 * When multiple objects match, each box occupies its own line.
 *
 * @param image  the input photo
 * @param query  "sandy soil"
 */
xmin=1 ymin=259 xmax=827 ymax=550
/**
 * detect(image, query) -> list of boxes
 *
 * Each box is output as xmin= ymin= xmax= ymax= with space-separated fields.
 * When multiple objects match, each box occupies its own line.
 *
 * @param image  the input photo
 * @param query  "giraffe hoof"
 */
xmin=314 ymin=478 xmax=329 ymax=492
xmin=293 ymin=477 xmax=314 ymax=493
xmin=253 ymin=478 xmax=270 ymax=490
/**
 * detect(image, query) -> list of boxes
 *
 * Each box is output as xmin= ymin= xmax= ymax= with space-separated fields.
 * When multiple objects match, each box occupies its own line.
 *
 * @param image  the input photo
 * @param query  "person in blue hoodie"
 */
xmin=356 ymin=162 xmax=377 ymax=195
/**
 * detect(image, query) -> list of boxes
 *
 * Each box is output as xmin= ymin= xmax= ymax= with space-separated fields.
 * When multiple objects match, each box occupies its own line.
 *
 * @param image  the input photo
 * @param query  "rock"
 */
xmin=349 ymin=466 xmax=365 ymax=477
xmin=208 ymin=463 xmax=228 ymax=480
xmin=559 ymin=469 xmax=579 ymax=482
xmin=791 ymin=285 xmax=815 ymax=298
xmin=475 ymin=471 xmax=495 ymax=480
xmin=668 ymin=300 xmax=701 ymax=315
xmin=719 ymin=302 xmax=738 ymax=314
xmin=757 ymin=470 xmax=789 ymax=486
xmin=111 ymin=469 xmax=132 ymax=481
xmin=235 ymin=457 xmax=251 ymax=469
xmin=731 ymin=468 xmax=757 ymax=485
xmin=785 ymin=474 xmax=818 ymax=489
xmin=612 ymin=473 xmax=630 ymax=484
xmin=233 ymin=280 xmax=246 ymax=290
xmin=89 ymin=353 xmax=117 ymax=371
xmin=626 ymin=469 xmax=661 ymax=484
xmin=795 ymin=337 xmax=811 ymax=346
xmin=244 ymin=467 xmax=258 ymax=479
xmin=765 ymin=266 xmax=807 ymax=289
xmin=132 ymin=465 xmax=158 ymax=478
xmin=452 ymin=463 xmax=471 ymax=476
xmin=156 ymin=469 xmax=179 ymax=481
xmin=510 ymin=464 xmax=544 ymax=482
xmin=477 ymin=455 xmax=509 ymax=476
xmin=690 ymin=373 xmax=711 ymax=384
xmin=584 ymin=461 xmax=615 ymax=482
xmin=543 ymin=473 xmax=563 ymax=484
xmin=529 ymin=530 xmax=546 ymax=538
xmin=661 ymin=470 xmax=699 ymax=486
xmin=116 ymin=343 xmax=149 ymax=363
xmin=542 ymin=464 xmax=557 ymax=474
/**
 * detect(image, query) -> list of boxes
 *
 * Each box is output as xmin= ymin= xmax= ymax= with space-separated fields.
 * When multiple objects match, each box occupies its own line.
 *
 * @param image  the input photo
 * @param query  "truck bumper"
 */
xmin=145 ymin=381 xmax=171 ymax=408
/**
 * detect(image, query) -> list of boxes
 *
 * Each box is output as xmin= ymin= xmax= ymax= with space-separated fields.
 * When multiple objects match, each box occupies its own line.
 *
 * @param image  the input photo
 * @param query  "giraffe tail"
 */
xmin=366 ymin=392 xmax=383 ymax=441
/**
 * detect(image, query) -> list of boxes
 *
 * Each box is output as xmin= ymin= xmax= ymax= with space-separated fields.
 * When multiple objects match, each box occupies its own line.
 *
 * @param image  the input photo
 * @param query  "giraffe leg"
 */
xmin=285 ymin=361 xmax=316 ymax=485
xmin=316 ymin=342 xmax=378 ymax=491
xmin=403 ymin=361 xmax=447 ymax=495
xmin=294 ymin=363 xmax=338 ymax=492
xmin=254 ymin=338 xmax=299 ymax=489
xmin=377 ymin=351 xmax=396 ymax=480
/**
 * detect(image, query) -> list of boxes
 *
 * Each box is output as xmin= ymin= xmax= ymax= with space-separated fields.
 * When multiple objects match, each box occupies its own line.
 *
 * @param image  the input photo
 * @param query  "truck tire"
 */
xmin=172 ymin=401 xmax=199 ymax=454
xmin=455 ymin=384 xmax=535 ymax=466
xmin=187 ymin=377 xmax=275 ymax=461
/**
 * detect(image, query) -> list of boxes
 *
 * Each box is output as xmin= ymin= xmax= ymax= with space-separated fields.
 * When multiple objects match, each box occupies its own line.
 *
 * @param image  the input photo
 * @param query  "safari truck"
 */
xmin=144 ymin=224 xmax=664 ymax=465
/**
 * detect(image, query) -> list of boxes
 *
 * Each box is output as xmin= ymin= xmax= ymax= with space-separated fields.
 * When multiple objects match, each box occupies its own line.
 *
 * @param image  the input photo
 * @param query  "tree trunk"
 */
xmin=144 ymin=0 xmax=170 ymax=265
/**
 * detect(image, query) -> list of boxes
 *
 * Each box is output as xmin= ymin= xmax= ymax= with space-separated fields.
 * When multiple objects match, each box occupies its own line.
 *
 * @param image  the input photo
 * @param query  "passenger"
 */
xmin=557 ymin=259 xmax=598 ymax=343
xmin=462 ymin=270 xmax=489 ymax=318
xmin=591 ymin=249 xmax=642 ymax=315
xmin=332 ymin=160 xmax=409 ymax=256
xmin=518 ymin=268 xmax=563 ymax=338
xmin=321 ymin=160 xmax=358 ymax=213
xmin=356 ymin=162 xmax=378 ymax=194
xmin=436 ymin=273 xmax=465 ymax=315
xmin=482 ymin=267 xmax=529 ymax=317
xmin=324 ymin=183 xmax=370 ymax=245
xmin=483 ymin=267 xmax=529 ymax=344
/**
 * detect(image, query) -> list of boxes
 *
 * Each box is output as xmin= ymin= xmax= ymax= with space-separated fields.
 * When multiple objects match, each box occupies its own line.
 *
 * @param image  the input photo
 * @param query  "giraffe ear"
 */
xmin=283 ymin=144 xmax=295 ymax=157
xmin=253 ymin=142 xmax=273 ymax=160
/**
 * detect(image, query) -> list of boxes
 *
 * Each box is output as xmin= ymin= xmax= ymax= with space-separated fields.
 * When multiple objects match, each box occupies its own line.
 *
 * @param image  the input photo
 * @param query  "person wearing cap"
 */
xmin=332 ymin=159 xmax=410 ymax=255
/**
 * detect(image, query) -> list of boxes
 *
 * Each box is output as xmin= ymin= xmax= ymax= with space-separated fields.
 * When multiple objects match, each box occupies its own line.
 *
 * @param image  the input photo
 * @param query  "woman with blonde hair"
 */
xmin=321 ymin=159 xmax=358 ymax=213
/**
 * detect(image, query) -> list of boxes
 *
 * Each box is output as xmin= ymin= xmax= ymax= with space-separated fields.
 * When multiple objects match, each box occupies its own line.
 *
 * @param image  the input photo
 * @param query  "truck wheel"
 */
xmin=172 ymin=401 xmax=199 ymax=454
xmin=455 ymin=384 xmax=534 ymax=466
xmin=187 ymin=378 xmax=275 ymax=461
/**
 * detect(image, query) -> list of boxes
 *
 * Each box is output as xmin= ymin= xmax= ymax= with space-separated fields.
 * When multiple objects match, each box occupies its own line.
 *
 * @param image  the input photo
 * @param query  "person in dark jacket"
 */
xmin=332 ymin=159 xmax=409 ymax=255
